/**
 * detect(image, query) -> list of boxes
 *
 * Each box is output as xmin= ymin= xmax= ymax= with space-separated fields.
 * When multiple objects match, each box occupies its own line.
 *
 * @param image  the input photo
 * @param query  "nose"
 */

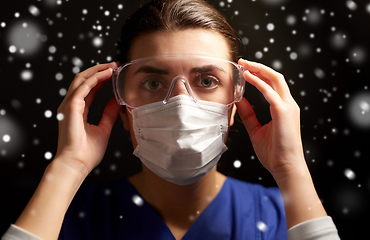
xmin=171 ymin=78 xmax=190 ymax=97
xmin=163 ymin=76 xmax=196 ymax=104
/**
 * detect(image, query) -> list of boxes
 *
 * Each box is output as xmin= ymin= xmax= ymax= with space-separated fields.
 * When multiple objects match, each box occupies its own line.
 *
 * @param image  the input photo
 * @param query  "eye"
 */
xmin=198 ymin=75 xmax=220 ymax=89
xmin=146 ymin=80 xmax=160 ymax=90
xmin=140 ymin=76 xmax=164 ymax=91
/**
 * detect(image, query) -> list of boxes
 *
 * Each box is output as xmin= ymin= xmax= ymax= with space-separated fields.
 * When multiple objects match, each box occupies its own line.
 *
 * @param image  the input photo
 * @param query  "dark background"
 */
xmin=1 ymin=0 xmax=369 ymax=239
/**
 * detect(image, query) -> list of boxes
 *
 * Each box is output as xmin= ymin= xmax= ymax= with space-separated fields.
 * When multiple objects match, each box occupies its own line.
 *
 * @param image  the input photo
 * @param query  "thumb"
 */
xmin=235 ymin=97 xmax=261 ymax=137
xmin=98 ymin=98 xmax=121 ymax=134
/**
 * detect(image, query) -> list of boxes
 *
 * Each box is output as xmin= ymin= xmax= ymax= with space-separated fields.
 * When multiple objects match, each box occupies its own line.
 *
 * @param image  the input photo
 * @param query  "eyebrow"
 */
xmin=134 ymin=66 xmax=169 ymax=75
xmin=133 ymin=64 xmax=226 ymax=75
xmin=190 ymin=65 xmax=226 ymax=74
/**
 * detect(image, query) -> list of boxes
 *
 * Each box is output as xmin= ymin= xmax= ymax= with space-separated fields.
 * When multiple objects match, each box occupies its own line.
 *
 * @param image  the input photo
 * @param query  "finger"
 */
xmin=84 ymin=69 xmax=114 ymax=121
xmin=243 ymin=70 xmax=283 ymax=108
xmin=235 ymin=97 xmax=261 ymax=137
xmin=84 ymin=79 xmax=107 ymax=110
xmin=80 ymin=80 xmax=108 ymax=122
xmin=98 ymin=97 xmax=121 ymax=134
xmin=67 ymin=62 xmax=118 ymax=96
xmin=239 ymin=59 xmax=291 ymax=101
xmin=69 ymin=68 xmax=113 ymax=121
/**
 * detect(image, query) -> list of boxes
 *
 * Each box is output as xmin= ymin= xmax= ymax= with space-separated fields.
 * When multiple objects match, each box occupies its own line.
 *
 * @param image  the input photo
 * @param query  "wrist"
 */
xmin=15 ymin=156 xmax=87 ymax=239
xmin=45 ymin=157 xmax=89 ymax=190
xmin=51 ymin=153 xmax=91 ymax=179
xmin=271 ymin=159 xmax=327 ymax=228
xmin=269 ymin=153 xmax=308 ymax=184
xmin=273 ymin=164 xmax=309 ymax=186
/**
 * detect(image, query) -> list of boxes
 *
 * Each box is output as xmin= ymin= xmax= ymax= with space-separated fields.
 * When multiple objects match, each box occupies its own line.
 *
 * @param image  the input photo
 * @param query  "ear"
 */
xmin=229 ymin=104 xmax=237 ymax=127
xmin=119 ymin=106 xmax=131 ymax=131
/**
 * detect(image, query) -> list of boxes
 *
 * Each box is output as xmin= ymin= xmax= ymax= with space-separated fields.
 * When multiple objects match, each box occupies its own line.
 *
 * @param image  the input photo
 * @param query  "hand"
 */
xmin=236 ymin=60 xmax=329 ymax=227
xmin=236 ymin=59 xmax=305 ymax=179
xmin=55 ymin=62 xmax=121 ymax=176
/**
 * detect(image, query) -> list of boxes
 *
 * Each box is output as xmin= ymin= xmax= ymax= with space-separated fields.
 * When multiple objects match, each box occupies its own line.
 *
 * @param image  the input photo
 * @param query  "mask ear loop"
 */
xmin=163 ymin=76 xmax=198 ymax=104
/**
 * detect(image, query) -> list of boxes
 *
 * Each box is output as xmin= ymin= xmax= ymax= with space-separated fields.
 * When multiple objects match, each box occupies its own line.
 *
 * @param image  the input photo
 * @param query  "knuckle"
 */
xmin=274 ymin=103 xmax=287 ymax=113
xmin=64 ymin=97 xmax=82 ymax=113
xmin=74 ymin=72 xmax=82 ymax=79
xmin=80 ymin=80 xmax=90 ymax=89
xmin=86 ymin=74 xmax=99 ymax=86
xmin=69 ymin=97 xmax=82 ymax=107
xmin=57 ymin=99 xmax=68 ymax=112
xmin=73 ymin=72 xmax=87 ymax=84
xmin=290 ymin=103 xmax=300 ymax=116
xmin=80 ymin=80 xmax=93 ymax=90
xmin=92 ymin=72 xmax=100 ymax=80
xmin=57 ymin=106 xmax=63 ymax=113
xmin=276 ymin=72 xmax=285 ymax=81
xmin=295 ymin=103 xmax=300 ymax=111
xmin=292 ymin=99 xmax=300 ymax=110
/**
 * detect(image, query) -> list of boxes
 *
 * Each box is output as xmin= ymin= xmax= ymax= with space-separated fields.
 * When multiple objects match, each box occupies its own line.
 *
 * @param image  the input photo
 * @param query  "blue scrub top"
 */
xmin=58 ymin=177 xmax=288 ymax=240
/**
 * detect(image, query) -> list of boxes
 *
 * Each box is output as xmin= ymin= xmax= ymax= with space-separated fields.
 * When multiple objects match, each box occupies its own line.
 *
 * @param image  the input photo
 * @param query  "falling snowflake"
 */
xmin=256 ymin=221 xmax=268 ymax=232
xmin=132 ymin=195 xmax=144 ymax=206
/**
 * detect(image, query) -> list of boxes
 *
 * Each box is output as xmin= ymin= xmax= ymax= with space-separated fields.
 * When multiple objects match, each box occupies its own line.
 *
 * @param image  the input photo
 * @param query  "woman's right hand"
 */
xmin=12 ymin=62 xmax=121 ymax=240
xmin=55 ymin=62 xmax=121 ymax=176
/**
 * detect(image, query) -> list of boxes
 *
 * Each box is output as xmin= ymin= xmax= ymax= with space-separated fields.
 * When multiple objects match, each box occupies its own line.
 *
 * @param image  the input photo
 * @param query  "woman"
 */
xmin=2 ymin=0 xmax=340 ymax=239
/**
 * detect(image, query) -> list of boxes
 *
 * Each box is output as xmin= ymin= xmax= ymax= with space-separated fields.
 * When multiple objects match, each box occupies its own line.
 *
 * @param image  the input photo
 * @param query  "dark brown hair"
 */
xmin=116 ymin=0 xmax=238 ymax=63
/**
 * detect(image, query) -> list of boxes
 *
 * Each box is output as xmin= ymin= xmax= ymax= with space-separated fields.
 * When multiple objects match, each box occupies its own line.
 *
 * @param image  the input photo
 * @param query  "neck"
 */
xmin=129 ymin=165 xmax=226 ymax=228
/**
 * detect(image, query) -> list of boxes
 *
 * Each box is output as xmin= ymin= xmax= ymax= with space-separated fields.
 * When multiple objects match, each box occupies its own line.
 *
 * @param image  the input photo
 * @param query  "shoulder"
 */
xmin=225 ymin=176 xmax=285 ymax=213
xmin=224 ymin=177 xmax=288 ymax=239
xmin=60 ymin=178 xmax=135 ymax=240
xmin=226 ymin=177 xmax=283 ymax=202
xmin=65 ymin=177 xmax=134 ymax=215
xmin=70 ymin=177 xmax=141 ymax=217
xmin=68 ymin=178 xmax=132 ymax=207
xmin=76 ymin=178 xmax=132 ymax=197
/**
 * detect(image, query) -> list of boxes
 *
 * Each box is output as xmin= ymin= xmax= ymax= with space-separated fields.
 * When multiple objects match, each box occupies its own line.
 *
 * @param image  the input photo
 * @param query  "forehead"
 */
xmin=128 ymin=29 xmax=231 ymax=61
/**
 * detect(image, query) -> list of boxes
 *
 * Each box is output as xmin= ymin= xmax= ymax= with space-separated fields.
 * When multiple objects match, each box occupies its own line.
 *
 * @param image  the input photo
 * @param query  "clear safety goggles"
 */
xmin=112 ymin=55 xmax=245 ymax=109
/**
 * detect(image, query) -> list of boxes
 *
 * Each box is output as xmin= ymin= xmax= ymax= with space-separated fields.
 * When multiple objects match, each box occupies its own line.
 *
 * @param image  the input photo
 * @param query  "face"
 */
xmin=120 ymin=29 xmax=237 ymax=147
xmin=128 ymin=29 xmax=231 ymax=60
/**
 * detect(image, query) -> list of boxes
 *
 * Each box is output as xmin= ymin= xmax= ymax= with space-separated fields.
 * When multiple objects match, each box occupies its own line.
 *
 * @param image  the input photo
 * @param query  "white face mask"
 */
xmin=130 ymin=95 xmax=229 ymax=185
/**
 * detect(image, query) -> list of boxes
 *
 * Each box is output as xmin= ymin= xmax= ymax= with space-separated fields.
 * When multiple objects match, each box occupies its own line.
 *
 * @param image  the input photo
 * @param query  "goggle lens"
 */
xmin=112 ymin=55 xmax=245 ymax=108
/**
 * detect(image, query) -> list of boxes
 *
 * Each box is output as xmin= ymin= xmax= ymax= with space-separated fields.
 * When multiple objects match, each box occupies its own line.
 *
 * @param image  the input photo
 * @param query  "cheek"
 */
xmin=129 ymin=116 xmax=138 ymax=148
xmin=228 ymin=111 xmax=232 ymax=126
xmin=131 ymin=132 xmax=138 ymax=148
xmin=227 ymin=105 xmax=236 ymax=127
xmin=124 ymin=110 xmax=138 ymax=148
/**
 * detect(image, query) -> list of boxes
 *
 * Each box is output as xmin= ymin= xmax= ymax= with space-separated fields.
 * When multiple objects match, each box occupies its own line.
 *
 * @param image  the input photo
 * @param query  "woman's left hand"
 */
xmin=235 ymin=59 xmax=305 ymax=179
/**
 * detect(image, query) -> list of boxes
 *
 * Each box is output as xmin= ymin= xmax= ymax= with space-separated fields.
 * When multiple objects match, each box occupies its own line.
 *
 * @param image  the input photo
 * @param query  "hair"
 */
xmin=116 ymin=0 xmax=238 ymax=63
